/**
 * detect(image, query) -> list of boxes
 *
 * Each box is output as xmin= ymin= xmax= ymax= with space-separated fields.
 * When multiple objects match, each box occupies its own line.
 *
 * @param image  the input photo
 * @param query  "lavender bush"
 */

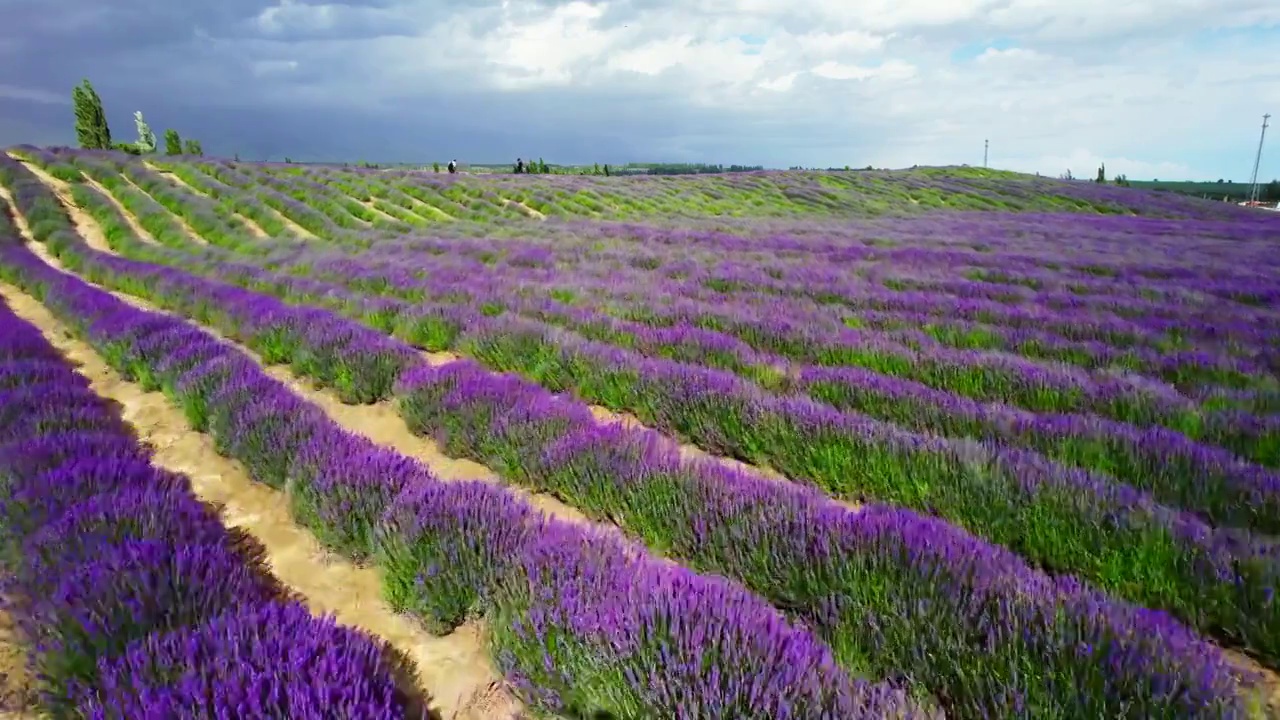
xmin=0 ymin=292 xmax=421 ymax=717
xmin=0 ymin=205 xmax=934 ymax=717
xmin=5 ymin=146 xmax=1278 ymax=717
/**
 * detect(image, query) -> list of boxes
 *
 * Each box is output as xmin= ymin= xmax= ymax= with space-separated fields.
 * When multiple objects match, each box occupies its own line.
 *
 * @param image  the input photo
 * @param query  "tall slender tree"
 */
xmin=133 ymin=111 xmax=156 ymax=153
xmin=71 ymin=79 xmax=111 ymax=149
xmin=164 ymin=128 xmax=182 ymax=155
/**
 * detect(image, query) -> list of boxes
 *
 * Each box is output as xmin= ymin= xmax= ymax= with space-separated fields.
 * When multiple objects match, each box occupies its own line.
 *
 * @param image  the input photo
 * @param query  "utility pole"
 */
xmin=983 ymin=139 xmax=988 ymax=168
xmin=1247 ymin=113 xmax=1270 ymax=204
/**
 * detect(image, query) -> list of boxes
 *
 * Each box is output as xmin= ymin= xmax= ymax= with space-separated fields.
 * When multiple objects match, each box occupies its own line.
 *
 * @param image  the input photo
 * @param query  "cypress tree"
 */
xmin=164 ymin=129 xmax=182 ymax=155
xmin=133 ymin=111 xmax=156 ymax=153
xmin=72 ymin=79 xmax=111 ymax=149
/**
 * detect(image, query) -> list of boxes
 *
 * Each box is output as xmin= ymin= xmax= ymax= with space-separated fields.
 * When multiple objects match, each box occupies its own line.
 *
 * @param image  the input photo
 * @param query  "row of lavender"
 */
xmin=111 ymin=159 xmax=1280 ymax=417
xmin=20 ymin=154 xmax=1280 ymax=668
xmin=49 ymin=157 xmax=1280 ymax=528
xmin=0 ymin=291 xmax=418 ymax=715
xmin=31 ymin=150 xmax=1280 ymax=476
xmin=201 ymin=158 xmax=1280 ymax=362
xmin=371 ymin=225 xmax=1280 ymax=390
xmin=107 ymin=145 xmax=1280 ymax=320
xmin=283 ymin=238 xmax=1280 ymax=452
xmin=129 ymin=147 xmax=1278 ymax=342
xmin=336 ymin=231 xmax=1280 ymax=405
xmin=1 ymin=153 xmax=1274 ymax=716
xmin=0 ymin=174 xmax=930 ymax=720
xmin=248 ymin=153 xmax=1265 ymax=220
xmin=239 ymin=230 xmax=1280 ymax=537
xmin=190 ymin=156 xmax=1280 ymax=377
xmin=60 ymin=149 xmax=1280 ymax=413
xmin=571 ymin=216 xmax=1280 ymax=320
xmin=59 ymin=165 xmax=1280 ymax=536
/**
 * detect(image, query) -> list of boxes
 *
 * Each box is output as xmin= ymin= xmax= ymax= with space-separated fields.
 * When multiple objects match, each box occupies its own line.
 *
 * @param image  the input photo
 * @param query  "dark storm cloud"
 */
xmin=0 ymin=0 xmax=879 ymax=166
xmin=3 ymin=0 xmax=1272 ymax=175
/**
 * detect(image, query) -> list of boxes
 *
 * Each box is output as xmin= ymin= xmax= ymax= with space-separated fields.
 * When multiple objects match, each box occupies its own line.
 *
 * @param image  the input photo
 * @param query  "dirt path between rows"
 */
xmin=3 ymin=161 xmax=126 ymax=253
xmin=5 ymin=155 xmax=159 ymax=250
xmin=499 ymin=198 xmax=546 ymax=220
xmin=413 ymin=200 xmax=455 ymax=221
xmin=357 ymin=196 xmax=406 ymax=225
xmin=117 ymin=173 xmax=207 ymax=246
xmin=17 ymin=159 xmax=875 ymax=520
xmin=15 ymin=166 xmax=594 ymax=529
xmin=264 ymin=201 xmax=320 ymax=239
xmin=0 ymin=281 xmax=522 ymax=720
xmin=417 ymin=350 xmax=855 ymax=510
xmin=145 ymin=162 xmax=272 ymax=239
xmin=0 ymin=609 xmax=38 ymax=718
xmin=0 ymin=179 xmax=525 ymax=717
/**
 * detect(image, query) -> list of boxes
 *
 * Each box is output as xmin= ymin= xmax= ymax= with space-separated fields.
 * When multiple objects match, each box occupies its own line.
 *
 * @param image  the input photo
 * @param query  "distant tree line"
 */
xmin=634 ymin=163 xmax=764 ymax=175
xmin=72 ymin=79 xmax=203 ymax=157
xmin=1133 ymin=178 xmax=1280 ymax=202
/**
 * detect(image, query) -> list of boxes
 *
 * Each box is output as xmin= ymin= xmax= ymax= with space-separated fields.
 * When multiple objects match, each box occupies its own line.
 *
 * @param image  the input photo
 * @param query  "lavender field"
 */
xmin=0 ymin=144 xmax=1278 ymax=719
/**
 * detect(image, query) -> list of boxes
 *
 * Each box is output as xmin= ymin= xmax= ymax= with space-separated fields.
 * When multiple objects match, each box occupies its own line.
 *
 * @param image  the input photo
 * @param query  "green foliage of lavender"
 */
xmin=4 ymin=146 xmax=1280 ymax=716
xmin=0 ymin=287 xmax=416 ymax=717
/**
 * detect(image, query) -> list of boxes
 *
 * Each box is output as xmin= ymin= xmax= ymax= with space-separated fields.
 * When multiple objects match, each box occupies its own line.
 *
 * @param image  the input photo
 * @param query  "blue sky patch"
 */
xmin=951 ymin=37 xmax=1015 ymax=63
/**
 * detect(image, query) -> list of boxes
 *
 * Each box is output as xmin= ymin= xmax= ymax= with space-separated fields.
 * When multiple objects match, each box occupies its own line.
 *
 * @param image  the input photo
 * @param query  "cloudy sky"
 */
xmin=1 ymin=0 xmax=1277 ymax=179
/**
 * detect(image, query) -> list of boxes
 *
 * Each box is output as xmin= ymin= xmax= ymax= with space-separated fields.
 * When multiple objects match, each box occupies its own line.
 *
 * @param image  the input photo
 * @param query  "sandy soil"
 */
xmin=10 ymin=168 xmax=1272 ymax=714
xmin=258 ymin=365 xmax=596 ymax=526
xmin=416 ymin=350 xmax=841 ymax=509
xmin=12 ymin=173 xmax=579 ymax=528
xmin=262 ymin=199 xmax=321 ymax=239
xmin=405 ymin=197 xmax=456 ymax=221
xmin=145 ymin=162 xmax=271 ymax=239
xmin=499 ymin=198 xmax=546 ymax=221
xmin=0 ymin=187 xmax=526 ymax=718
xmin=23 ymin=243 xmax=589 ymax=532
xmin=84 ymin=175 xmax=162 ymax=247
xmin=0 ymin=609 xmax=38 ymax=718
xmin=0 ymin=281 xmax=523 ymax=720
xmin=116 ymin=173 xmax=207 ymax=246
xmin=356 ymin=197 xmax=406 ymax=226
xmin=5 ymin=160 xmax=123 ymax=254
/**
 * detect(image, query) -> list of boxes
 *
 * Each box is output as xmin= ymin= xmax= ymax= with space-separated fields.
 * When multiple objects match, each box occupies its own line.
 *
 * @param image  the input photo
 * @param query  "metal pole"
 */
xmin=1247 ymin=114 xmax=1270 ymax=204
xmin=983 ymin=139 xmax=988 ymax=168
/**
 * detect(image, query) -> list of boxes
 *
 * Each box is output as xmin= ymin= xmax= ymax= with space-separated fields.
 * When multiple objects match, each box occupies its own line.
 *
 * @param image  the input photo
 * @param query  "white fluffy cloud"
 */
xmin=1 ymin=0 xmax=1277 ymax=177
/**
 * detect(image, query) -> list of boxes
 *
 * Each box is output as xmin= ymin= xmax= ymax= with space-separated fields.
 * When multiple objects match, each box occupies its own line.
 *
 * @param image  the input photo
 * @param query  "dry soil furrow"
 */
xmin=227 ymin=188 xmax=319 ymax=239
xmin=22 ymin=237 xmax=592 ymax=531
xmin=4 ymin=160 xmax=124 ymax=253
xmin=18 ymin=203 xmax=1280 ymax=706
xmin=24 ymin=161 xmax=842 ymax=517
xmin=6 ymin=155 xmax=159 ymax=249
xmin=399 ymin=194 xmax=457 ymax=221
xmin=116 ymin=172 xmax=208 ymax=245
xmin=356 ymin=197 xmax=406 ymax=225
xmin=499 ymin=198 xmax=546 ymax=220
xmin=416 ymin=350 xmax=856 ymax=510
xmin=263 ymin=202 xmax=320 ymax=239
xmin=0 ymin=610 xmax=38 ymax=719
xmin=144 ymin=162 xmax=272 ymax=239
xmin=0 ymin=281 xmax=523 ymax=720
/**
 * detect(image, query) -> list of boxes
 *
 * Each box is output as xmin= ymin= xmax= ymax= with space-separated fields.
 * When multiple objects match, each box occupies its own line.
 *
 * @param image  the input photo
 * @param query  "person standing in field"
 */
xmin=447 ymin=159 xmax=457 ymax=174
xmin=515 ymin=158 xmax=525 ymax=174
